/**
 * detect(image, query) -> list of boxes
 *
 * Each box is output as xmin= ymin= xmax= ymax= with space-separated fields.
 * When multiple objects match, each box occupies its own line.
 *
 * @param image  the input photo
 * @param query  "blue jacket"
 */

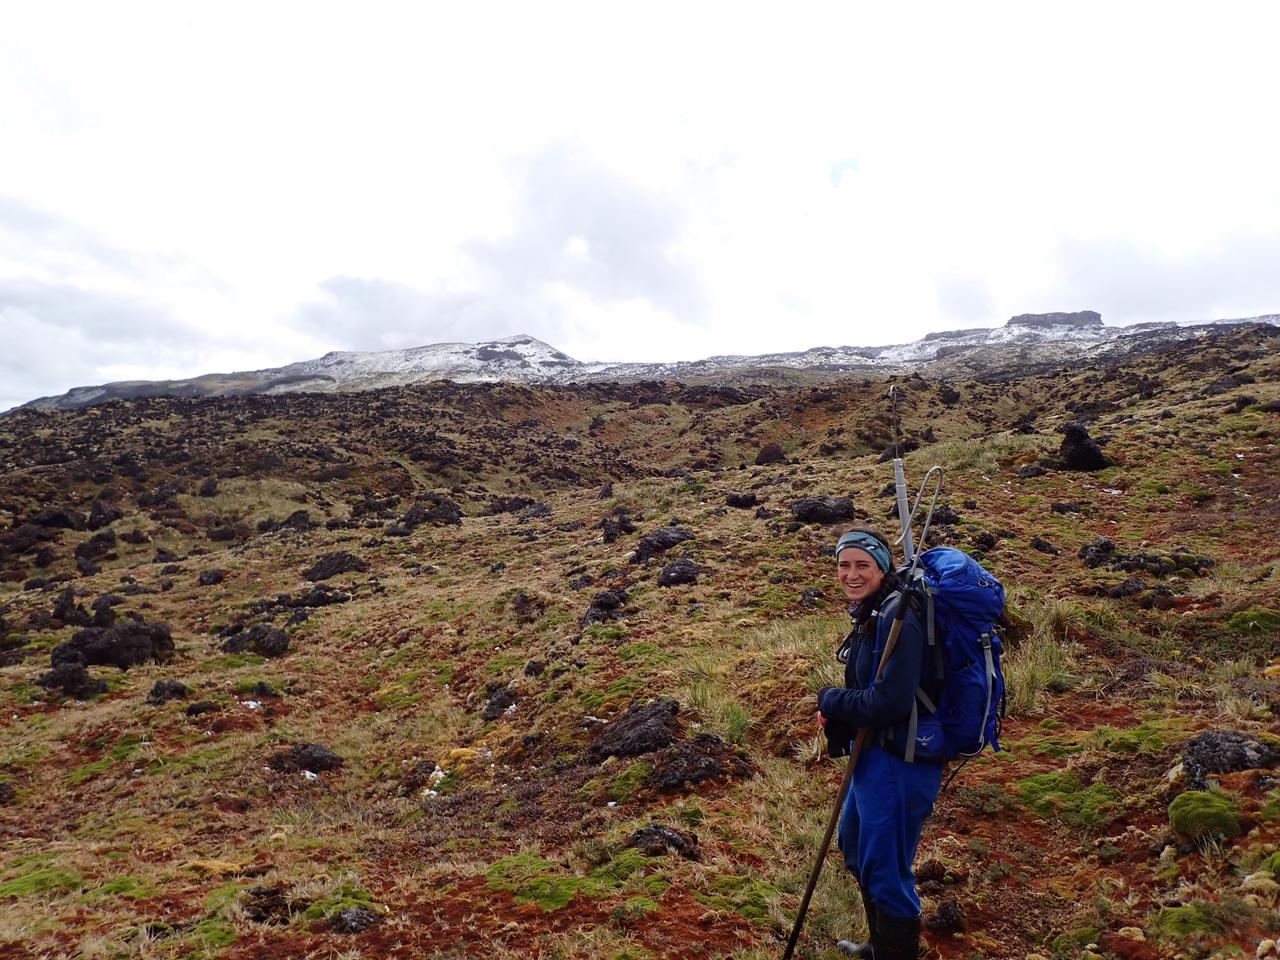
xmin=819 ymin=592 xmax=940 ymax=760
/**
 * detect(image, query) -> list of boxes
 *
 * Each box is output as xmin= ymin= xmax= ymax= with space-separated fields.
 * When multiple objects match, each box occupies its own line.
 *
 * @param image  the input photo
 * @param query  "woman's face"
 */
xmin=837 ymin=547 xmax=885 ymax=603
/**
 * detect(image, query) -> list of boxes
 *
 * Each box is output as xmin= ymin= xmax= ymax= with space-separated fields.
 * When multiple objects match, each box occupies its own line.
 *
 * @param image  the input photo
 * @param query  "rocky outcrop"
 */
xmin=1006 ymin=311 xmax=1102 ymax=329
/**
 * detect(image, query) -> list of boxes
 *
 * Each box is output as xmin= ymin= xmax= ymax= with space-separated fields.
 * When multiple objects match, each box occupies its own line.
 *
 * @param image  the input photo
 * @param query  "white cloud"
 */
xmin=2 ymin=1 xmax=1278 ymax=408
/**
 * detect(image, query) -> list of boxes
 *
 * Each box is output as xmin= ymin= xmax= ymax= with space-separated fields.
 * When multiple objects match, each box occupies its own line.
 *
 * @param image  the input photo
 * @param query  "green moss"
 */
xmin=84 ymin=875 xmax=153 ymax=900
xmin=485 ymin=850 xmax=658 ymax=913
xmin=1154 ymin=903 xmax=1220 ymax=938
xmin=183 ymin=917 xmax=237 ymax=949
xmin=606 ymin=676 xmax=645 ymax=701
xmin=0 ymin=867 xmax=83 ymax=898
xmin=583 ymin=624 xmax=625 ymax=643
xmin=1169 ymin=791 xmax=1242 ymax=842
xmin=1258 ymin=851 xmax=1280 ymax=877
xmin=66 ymin=757 xmax=113 ymax=787
xmin=590 ymin=848 xmax=652 ymax=885
xmin=483 ymin=652 xmax=526 ymax=676
xmin=1050 ymin=926 xmax=1101 ymax=953
xmin=196 ymin=653 xmax=265 ymax=671
xmin=1012 ymin=772 xmax=1119 ymax=828
xmin=610 ymin=762 xmax=654 ymax=803
xmin=612 ymin=896 xmax=660 ymax=922
xmin=203 ymin=881 xmax=243 ymax=913
xmin=485 ymin=853 xmax=605 ymax=911
xmin=1086 ymin=723 xmax=1165 ymax=754
xmin=618 ymin=642 xmax=673 ymax=665
xmin=1225 ymin=607 xmax=1280 ymax=634
xmin=696 ymin=874 xmax=777 ymax=922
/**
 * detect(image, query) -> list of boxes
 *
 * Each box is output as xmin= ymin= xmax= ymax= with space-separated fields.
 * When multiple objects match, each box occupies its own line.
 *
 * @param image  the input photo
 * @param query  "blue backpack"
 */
xmin=894 ymin=547 xmax=1006 ymax=766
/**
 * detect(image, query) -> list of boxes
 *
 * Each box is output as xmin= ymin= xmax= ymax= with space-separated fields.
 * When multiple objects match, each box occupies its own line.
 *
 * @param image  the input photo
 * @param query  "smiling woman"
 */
xmin=817 ymin=525 xmax=944 ymax=959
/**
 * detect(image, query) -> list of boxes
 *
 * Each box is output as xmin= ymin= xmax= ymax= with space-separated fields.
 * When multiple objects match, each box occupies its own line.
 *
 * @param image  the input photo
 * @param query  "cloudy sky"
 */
xmin=3 ymin=2 xmax=1279 ymax=411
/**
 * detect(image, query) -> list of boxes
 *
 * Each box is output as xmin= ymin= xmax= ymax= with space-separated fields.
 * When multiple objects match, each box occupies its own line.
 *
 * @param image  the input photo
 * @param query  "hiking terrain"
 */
xmin=1 ymin=323 xmax=1278 ymax=960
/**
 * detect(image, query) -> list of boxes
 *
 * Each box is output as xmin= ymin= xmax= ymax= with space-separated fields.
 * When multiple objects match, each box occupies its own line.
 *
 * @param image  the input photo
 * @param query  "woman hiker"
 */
xmin=817 ymin=527 xmax=945 ymax=960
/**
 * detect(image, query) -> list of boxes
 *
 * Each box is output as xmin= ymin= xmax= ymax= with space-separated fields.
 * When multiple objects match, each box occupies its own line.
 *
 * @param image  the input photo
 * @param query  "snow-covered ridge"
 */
xmin=15 ymin=315 xmax=1279 ymax=413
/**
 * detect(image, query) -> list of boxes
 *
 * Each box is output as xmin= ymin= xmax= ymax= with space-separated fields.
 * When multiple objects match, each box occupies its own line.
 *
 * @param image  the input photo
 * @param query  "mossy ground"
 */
xmin=1 ymin=327 xmax=1279 ymax=958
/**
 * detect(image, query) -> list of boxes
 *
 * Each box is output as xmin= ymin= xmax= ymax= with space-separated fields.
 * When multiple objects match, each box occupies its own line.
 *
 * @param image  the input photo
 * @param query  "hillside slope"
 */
xmin=1 ymin=325 xmax=1278 ymax=960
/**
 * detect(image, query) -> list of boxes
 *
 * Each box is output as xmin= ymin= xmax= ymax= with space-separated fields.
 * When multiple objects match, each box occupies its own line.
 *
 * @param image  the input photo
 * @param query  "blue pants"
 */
xmin=836 ymin=744 xmax=943 ymax=919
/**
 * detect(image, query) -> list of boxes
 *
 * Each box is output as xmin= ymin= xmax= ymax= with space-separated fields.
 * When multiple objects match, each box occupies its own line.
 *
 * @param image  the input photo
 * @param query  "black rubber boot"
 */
xmin=835 ymin=888 xmax=877 ymax=957
xmin=871 ymin=908 xmax=921 ymax=960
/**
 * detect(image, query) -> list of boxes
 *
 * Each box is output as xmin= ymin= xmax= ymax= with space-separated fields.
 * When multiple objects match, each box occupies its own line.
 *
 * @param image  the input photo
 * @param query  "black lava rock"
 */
xmin=1030 ymin=537 xmax=1060 ymax=556
xmin=303 ymin=551 xmax=369 ymax=582
xmin=37 ymin=662 xmax=107 ymax=700
xmin=1182 ymin=731 xmax=1280 ymax=790
xmin=52 ymin=620 xmax=174 ymax=670
xmin=1016 ymin=465 xmax=1046 ymax=479
xmin=1055 ymin=421 xmax=1112 ymax=471
xmin=270 ymin=743 xmax=344 ymax=773
xmin=333 ymin=907 xmax=379 ymax=933
xmin=626 ymin=824 xmax=700 ymax=860
xmin=647 ymin=733 xmax=752 ymax=793
xmin=197 ymin=569 xmax=227 ymax=587
xmin=482 ymin=685 xmax=518 ymax=722
xmin=147 ymin=679 xmax=190 ymax=704
xmin=633 ymin=527 xmax=694 ymax=564
xmin=658 ymin=557 xmax=702 ymax=587
xmin=790 ymin=496 xmax=855 ymax=524
xmin=754 ymin=442 xmax=785 ymax=466
xmin=222 ymin=624 xmax=290 ymax=658
xmin=390 ymin=495 xmax=463 ymax=534
xmin=1079 ymin=537 xmax=1116 ymax=568
xmin=582 ymin=589 xmax=629 ymax=627
xmin=585 ymin=698 xmax=682 ymax=763
xmin=924 ymin=898 xmax=966 ymax=933
xmin=87 ymin=500 xmax=123 ymax=531
xmin=726 ymin=493 xmax=758 ymax=509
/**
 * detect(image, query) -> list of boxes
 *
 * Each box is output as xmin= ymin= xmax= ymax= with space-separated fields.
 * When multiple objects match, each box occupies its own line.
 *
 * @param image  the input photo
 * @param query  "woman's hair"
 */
xmin=840 ymin=525 xmax=900 ymax=623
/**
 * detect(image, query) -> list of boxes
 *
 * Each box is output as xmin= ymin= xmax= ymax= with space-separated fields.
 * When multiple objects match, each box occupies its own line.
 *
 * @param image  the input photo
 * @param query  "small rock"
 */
xmin=197 ymin=569 xmax=226 ymax=587
xmin=36 ymin=662 xmax=107 ymax=700
xmin=790 ymin=496 xmax=855 ymax=524
xmin=1183 ymin=730 xmax=1280 ymax=790
xmin=632 ymin=527 xmax=694 ymax=564
xmin=658 ymin=557 xmax=702 ymax=587
xmin=1030 ymin=536 xmax=1060 ymax=556
xmin=647 ymin=733 xmax=752 ymax=793
xmin=270 ymin=743 xmax=344 ymax=773
xmin=924 ymin=898 xmax=965 ymax=933
xmin=333 ymin=906 xmax=379 ymax=933
xmin=754 ymin=442 xmax=785 ymax=466
xmin=147 ymin=679 xmax=190 ymax=704
xmin=586 ymin=698 xmax=682 ymax=763
xmin=626 ymin=824 xmax=700 ymax=860
xmin=303 ymin=551 xmax=368 ymax=582
xmin=482 ymin=686 xmax=517 ymax=722
xmin=1055 ymin=421 xmax=1112 ymax=471
xmin=222 ymin=624 xmax=289 ymax=658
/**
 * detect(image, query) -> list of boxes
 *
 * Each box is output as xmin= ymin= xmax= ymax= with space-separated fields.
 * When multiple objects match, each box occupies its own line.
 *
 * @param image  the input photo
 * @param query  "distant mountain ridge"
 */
xmin=16 ymin=311 xmax=1278 ymax=412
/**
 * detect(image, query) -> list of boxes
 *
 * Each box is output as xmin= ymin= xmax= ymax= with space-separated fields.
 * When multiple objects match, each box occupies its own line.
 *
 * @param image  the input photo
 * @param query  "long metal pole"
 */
xmin=780 ymin=610 xmax=909 ymax=960
xmin=891 ymin=385 xmax=915 ymax=564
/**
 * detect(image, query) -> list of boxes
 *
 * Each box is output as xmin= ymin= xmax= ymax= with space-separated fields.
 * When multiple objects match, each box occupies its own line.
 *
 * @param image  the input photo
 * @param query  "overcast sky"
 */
xmin=3 ymin=2 xmax=1279 ymax=411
